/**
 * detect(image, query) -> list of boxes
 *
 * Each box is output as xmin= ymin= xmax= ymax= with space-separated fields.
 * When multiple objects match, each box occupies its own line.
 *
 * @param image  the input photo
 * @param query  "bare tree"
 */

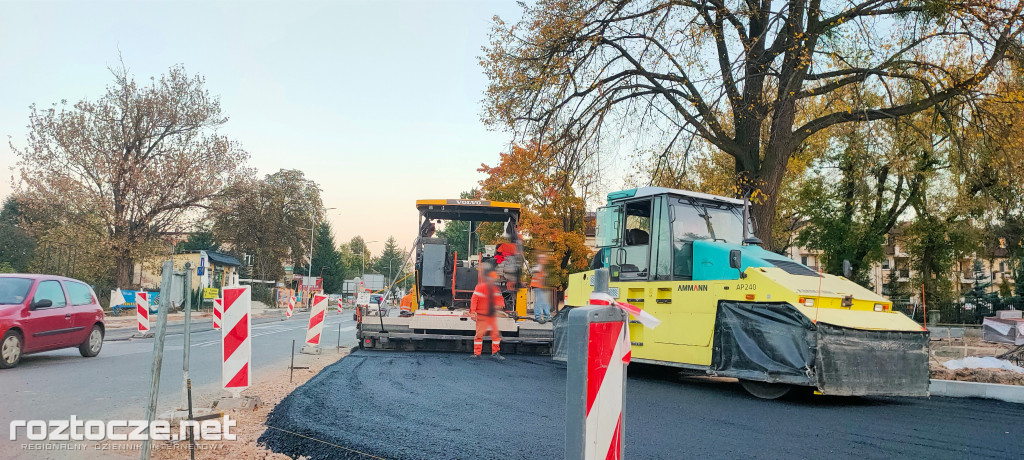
xmin=12 ymin=63 xmax=251 ymax=287
xmin=482 ymin=0 xmax=1024 ymax=248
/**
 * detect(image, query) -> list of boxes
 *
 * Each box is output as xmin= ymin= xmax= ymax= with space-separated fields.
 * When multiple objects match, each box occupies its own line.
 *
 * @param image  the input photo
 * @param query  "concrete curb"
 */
xmin=930 ymin=379 xmax=1024 ymax=404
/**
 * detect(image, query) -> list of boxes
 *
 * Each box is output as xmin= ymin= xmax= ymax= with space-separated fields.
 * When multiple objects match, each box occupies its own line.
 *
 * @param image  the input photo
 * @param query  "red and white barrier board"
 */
xmin=136 ymin=292 xmax=151 ymax=333
xmin=221 ymin=286 xmax=252 ymax=395
xmin=213 ymin=297 xmax=223 ymax=330
xmin=584 ymin=320 xmax=627 ymax=459
xmin=286 ymin=296 xmax=295 ymax=318
xmin=306 ymin=294 xmax=328 ymax=346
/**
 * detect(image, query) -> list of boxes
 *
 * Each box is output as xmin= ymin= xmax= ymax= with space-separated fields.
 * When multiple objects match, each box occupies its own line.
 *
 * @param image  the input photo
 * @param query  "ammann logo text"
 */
xmin=677 ymin=285 xmax=709 ymax=292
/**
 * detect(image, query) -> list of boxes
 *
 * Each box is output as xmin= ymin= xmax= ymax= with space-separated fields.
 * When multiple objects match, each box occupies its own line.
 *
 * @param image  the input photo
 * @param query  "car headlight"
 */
xmin=874 ymin=303 xmax=884 ymax=312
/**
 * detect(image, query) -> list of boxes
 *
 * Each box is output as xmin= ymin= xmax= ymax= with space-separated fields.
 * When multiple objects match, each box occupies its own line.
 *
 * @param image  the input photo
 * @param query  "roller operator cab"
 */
xmin=565 ymin=187 xmax=930 ymax=399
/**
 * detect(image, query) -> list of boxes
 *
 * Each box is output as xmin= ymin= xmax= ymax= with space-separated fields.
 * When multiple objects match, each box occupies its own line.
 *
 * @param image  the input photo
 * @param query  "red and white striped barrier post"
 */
xmin=213 ymin=297 xmax=222 ymax=330
xmin=136 ymin=291 xmax=151 ymax=334
xmin=286 ymin=296 xmax=295 ymax=318
xmin=337 ymin=298 xmax=343 ymax=314
xmin=566 ymin=268 xmax=659 ymax=460
xmin=301 ymin=294 xmax=328 ymax=355
xmin=221 ymin=286 xmax=252 ymax=397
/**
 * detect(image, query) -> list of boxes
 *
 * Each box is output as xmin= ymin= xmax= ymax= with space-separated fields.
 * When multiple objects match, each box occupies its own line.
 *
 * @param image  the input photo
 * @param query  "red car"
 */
xmin=0 ymin=274 xmax=105 ymax=369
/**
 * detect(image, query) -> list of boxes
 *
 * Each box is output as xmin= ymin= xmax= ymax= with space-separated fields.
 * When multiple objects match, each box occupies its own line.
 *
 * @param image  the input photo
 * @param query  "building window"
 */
xmin=801 ymin=255 xmax=808 ymax=266
xmin=1000 ymin=262 xmax=1006 ymax=272
xmin=882 ymin=259 xmax=891 ymax=270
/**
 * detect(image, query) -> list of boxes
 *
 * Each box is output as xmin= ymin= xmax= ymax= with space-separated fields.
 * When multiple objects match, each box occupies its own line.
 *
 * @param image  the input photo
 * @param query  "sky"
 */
xmin=0 ymin=0 xmax=525 ymax=255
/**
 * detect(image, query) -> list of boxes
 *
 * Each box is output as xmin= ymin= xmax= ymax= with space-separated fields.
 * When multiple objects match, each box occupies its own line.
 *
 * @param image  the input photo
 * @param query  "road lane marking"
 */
xmin=189 ymin=322 xmax=357 ymax=348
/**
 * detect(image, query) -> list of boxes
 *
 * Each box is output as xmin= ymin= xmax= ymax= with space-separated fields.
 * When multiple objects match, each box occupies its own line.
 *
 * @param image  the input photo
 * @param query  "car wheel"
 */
xmin=1 ymin=330 xmax=23 ymax=369
xmin=79 ymin=325 xmax=104 ymax=358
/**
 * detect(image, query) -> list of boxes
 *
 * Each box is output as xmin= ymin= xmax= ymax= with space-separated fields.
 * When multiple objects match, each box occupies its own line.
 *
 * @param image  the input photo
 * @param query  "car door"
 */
xmin=26 ymin=280 xmax=73 ymax=350
xmin=63 ymin=280 xmax=98 ymax=345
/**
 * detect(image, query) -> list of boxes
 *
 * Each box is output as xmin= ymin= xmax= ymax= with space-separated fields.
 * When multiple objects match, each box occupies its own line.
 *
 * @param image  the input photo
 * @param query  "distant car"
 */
xmin=355 ymin=294 xmax=390 ymax=320
xmin=0 ymin=274 xmax=106 ymax=369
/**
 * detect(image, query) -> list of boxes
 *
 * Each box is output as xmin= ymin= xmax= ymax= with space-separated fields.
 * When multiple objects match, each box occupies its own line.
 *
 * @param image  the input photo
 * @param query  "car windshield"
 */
xmin=0 ymin=278 xmax=33 ymax=305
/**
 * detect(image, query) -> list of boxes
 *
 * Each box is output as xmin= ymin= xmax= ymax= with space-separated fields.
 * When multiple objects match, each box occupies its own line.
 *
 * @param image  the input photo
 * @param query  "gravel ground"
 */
xmin=260 ymin=350 xmax=1024 ymax=460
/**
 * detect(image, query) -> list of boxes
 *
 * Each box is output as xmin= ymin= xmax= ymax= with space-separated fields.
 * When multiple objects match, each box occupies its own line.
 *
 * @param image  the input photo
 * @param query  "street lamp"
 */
xmin=298 ymin=207 xmax=336 ymax=308
xmin=361 ymin=240 xmax=378 ymax=277
xmin=307 ymin=207 xmax=337 ymax=278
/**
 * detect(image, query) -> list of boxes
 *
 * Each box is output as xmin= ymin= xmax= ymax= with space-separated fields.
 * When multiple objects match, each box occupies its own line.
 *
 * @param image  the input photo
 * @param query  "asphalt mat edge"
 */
xmin=259 ymin=350 xmax=1024 ymax=460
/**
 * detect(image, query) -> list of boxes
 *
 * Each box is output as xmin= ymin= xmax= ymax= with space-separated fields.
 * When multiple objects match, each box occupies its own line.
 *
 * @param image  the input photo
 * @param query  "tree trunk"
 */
xmin=747 ymin=145 xmax=792 ymax=253
xmin=115 ymin=255 xmax=135 ymax=289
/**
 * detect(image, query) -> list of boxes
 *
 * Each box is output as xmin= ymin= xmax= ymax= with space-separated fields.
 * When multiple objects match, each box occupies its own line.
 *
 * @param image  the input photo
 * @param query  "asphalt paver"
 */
xmin=259 ymin=350 xmax=1024 ymax=459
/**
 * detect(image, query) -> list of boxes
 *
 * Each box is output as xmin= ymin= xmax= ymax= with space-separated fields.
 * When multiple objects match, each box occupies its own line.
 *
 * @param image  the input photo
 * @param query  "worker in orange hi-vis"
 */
xmin=399 ymin=291 xmax=414 ymax=317
xmin=468 ymin=266 xmax=505 ymax=361
xmin=531 ymin=253 xmax=552 ymax=323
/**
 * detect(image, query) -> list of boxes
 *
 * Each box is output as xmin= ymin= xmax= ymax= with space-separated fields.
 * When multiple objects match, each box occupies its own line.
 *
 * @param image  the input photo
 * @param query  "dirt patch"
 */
xmin=930 ymin=367 xmax=1024 ymax=386
xmin=929 ymin=334 xmax=1023 ymax=385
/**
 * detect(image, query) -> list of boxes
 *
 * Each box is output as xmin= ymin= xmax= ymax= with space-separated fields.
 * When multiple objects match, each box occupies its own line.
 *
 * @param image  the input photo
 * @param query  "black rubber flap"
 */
xmin=815 ymin=323 xmax=930 ymax=396
xmin=712 ymin=302 xmax=816 ymax=385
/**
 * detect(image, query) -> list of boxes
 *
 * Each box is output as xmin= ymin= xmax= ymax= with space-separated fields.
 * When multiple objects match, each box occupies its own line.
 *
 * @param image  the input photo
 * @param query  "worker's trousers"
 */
xmin=533 ymin=288 xmax=551 ymax=321
xmin=473 ymin=315 xmax=501 ymax=355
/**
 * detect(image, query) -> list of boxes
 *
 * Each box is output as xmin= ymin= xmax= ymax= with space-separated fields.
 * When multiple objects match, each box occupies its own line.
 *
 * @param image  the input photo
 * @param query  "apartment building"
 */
xmin=786 ymin=233 xmax=1017 ymax=301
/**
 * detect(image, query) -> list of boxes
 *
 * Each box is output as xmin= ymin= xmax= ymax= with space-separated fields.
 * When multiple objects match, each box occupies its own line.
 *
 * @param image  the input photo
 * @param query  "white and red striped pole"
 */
xmin=221 ymin=286 xmax=252 ymax=397
xmin=301 ymin=294 xmax=328 ymax=354
xmin=212 ymin=297 xmax=222 ymax=330
xmin=286 ymin=296 xmax=295 ymax=318
xmin=136 ymin=291 xmax=151 ymax=334
xmin=337 ymin=298 xmax=343 ymax=314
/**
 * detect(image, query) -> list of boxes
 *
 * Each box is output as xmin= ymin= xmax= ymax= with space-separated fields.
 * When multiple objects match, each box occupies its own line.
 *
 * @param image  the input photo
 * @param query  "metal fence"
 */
xmin=891 ymin=298 xmax=1023 ymax=325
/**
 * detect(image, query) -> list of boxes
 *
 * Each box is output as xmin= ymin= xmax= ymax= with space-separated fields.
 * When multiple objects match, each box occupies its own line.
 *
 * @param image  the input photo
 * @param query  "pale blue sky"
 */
xmin=0 ymin=0 xmax=524 ymax=254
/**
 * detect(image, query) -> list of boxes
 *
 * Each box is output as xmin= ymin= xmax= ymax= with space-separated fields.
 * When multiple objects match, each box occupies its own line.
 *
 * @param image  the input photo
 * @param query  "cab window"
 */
xmin=33 ymin=280 xmax=67 ymax=308
xmin=670 ymin=199 xmax=748 ymax=280
xmin=650 ymin=197 xmax=673 ymax=280
xmin=618 ymin=200 xmax=651 ymax=280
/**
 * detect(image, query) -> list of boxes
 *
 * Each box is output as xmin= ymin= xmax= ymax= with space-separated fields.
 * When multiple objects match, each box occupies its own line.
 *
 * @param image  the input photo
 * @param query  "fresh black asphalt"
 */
xmin=259 ymin=350 xmax=1024 ymax=459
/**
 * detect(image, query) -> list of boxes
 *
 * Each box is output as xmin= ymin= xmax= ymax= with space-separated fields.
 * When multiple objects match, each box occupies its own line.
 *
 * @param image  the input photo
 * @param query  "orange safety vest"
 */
xmin=400 ymin=294 xmax=413 ymax=312
xmin=530 ymin=265 xmax=546 ymax=289
xmin=470 ymin=282 xmax=504 ymax=316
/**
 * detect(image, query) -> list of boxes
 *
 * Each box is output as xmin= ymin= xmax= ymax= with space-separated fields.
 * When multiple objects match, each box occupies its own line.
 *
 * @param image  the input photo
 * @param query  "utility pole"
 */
xmin=141 ymin=260 xmax=173 ymax=460
xmin=180 ymin=262 xmax=193 ymax=411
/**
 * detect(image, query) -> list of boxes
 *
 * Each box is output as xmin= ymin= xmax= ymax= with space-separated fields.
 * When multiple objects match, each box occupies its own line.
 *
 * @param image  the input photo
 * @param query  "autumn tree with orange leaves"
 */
xmin=477 ymin=142 xmax=592 ymax=289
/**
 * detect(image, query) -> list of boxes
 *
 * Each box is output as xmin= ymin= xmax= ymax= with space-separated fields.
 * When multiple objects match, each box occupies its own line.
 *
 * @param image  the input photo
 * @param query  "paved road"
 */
xmin=0 ymin=311 xmax=359 ymax=444
xmin=261 ymin=350 xmax=1024 ymax=460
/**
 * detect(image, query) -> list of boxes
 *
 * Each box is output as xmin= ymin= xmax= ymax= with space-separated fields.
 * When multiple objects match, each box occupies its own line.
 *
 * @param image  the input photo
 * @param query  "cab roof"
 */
xmin=416 ymin=199 xmax=521 ymax=222
xmin=608 ymin=187 xmax=744 ymax=206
